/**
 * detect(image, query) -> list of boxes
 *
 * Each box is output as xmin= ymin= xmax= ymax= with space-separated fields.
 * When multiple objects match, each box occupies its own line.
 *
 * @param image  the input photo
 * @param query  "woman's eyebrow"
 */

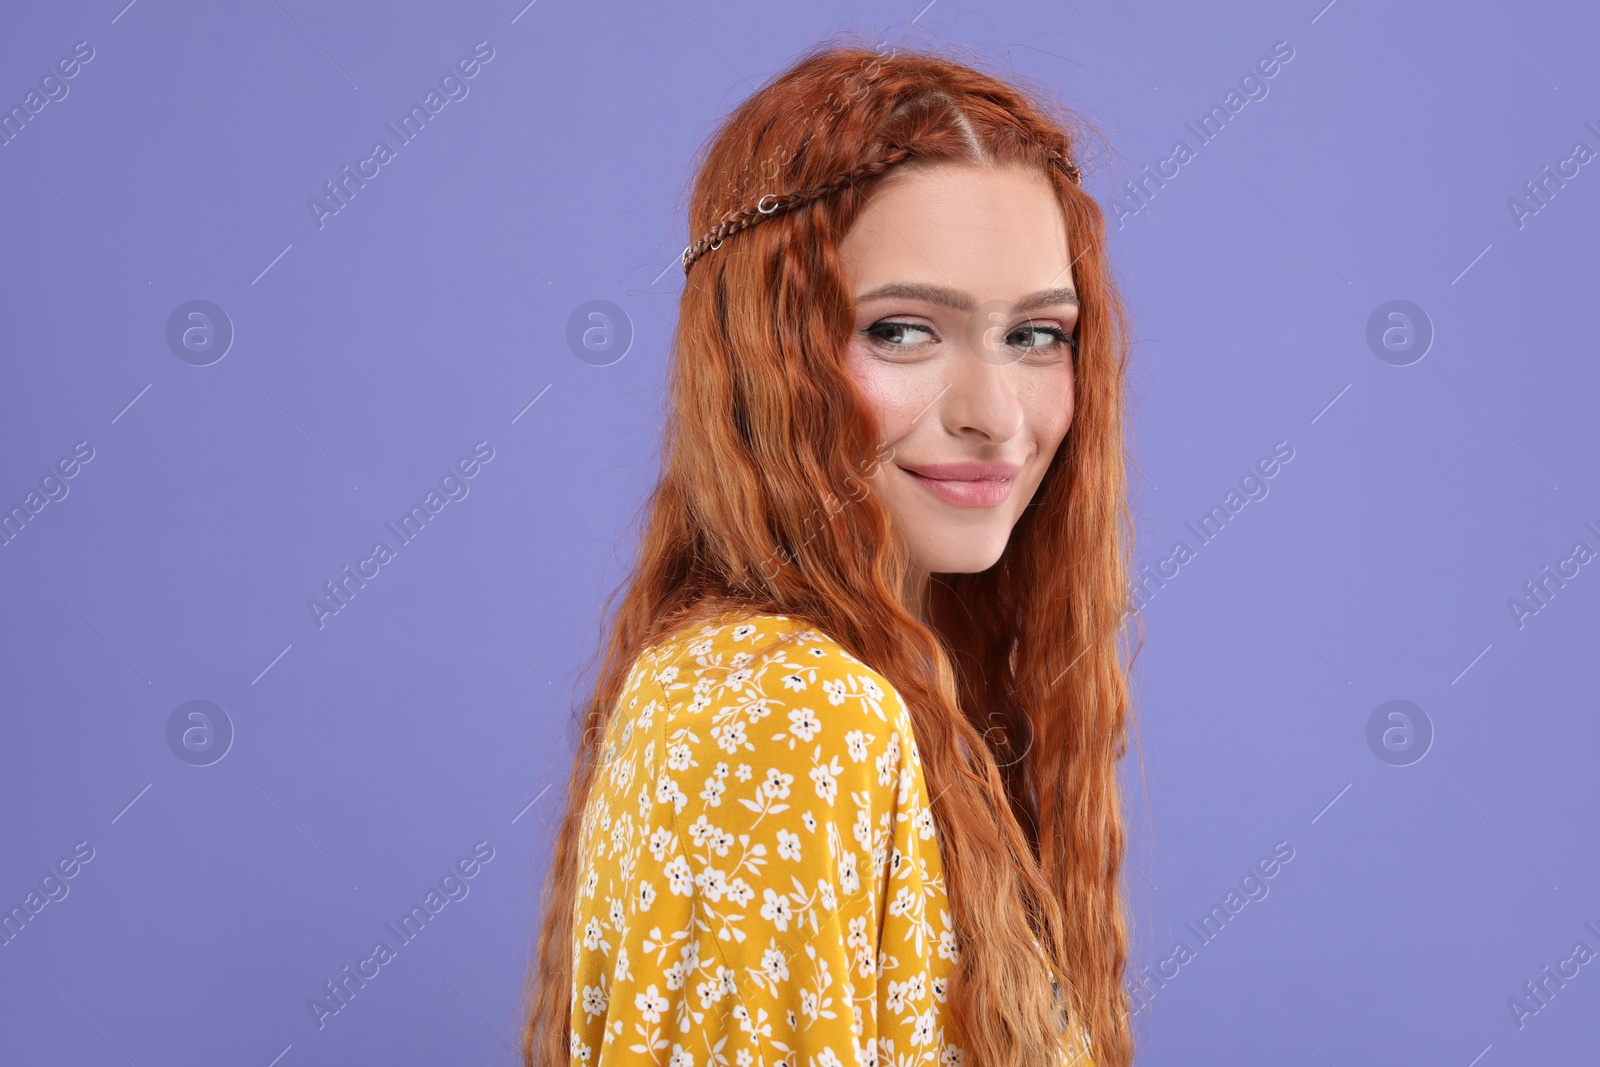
xmin=854 ymin=282 xmax=1079 ymax=313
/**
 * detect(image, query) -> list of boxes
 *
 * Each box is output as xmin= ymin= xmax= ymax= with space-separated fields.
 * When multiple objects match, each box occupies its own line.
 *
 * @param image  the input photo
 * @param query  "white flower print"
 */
xmin=811 ymin=753 xmax=842 ymax=805
xmin=760 ymin=941 xmax=790 ymax=983
xmin=694 ymin=976 xmax=724 ymax=1008
xmin=885 ymin=979 xmax=908 ymax=1013
xmin=762 ymin=767 xmax=793 ymax=800
xmin=663 ymin=854 xmax=694 ymax=895
xmin=876 ymin=735 xmax=901 ymax=787
xmin=759 ymin=887 xmax=794 ymax=930
xmin=699 ymin=774 xmax=727 ymax=807
xmin=838 ymin=849 xmax=860 ymax=896
xmin=845 ymin=729 xmax=873 ymax=762
xmin=715 ymin=719 xmax=749 ymax=755
xmin=896 ymin=765 xmax=915 ymax=807
xmin=726 ymin=877 xmax=756 ymax=908
xmin=788 ymin=705 xmax=822 ymax=741
xmin=853 ymin=808 xmax=873 ymax=852
xmin=776 ymin=828 xmax=802 ymax=861
xmin=635 ymin=984 xmax=668 ymax=1023
xmin=696 ymin=866 xmax=729 ymax=902
xmin=888 ymin=884 xmax=914 ymax=918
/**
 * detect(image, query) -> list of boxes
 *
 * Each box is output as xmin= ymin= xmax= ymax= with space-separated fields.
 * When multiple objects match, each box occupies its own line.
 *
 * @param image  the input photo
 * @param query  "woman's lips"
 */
xmin=897 ymin=462 xmax=1022 ymax=508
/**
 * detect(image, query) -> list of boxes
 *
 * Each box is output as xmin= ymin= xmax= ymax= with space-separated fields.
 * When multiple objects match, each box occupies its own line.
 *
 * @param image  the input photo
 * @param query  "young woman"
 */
xmin=520 ymin=37 xmax=1140 ymax=1067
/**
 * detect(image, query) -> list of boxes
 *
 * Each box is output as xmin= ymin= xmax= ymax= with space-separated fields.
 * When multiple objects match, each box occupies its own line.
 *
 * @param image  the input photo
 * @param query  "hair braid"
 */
xmin=681 ymin=144 xmax=915 ymax=274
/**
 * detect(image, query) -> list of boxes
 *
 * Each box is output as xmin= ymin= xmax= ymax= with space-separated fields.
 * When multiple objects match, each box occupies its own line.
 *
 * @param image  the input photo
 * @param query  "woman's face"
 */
xmin=838 ymin=162 xmax=1078 ymax=591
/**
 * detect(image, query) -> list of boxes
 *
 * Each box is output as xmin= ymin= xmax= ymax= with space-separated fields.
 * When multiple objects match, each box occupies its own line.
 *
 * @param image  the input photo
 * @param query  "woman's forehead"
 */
xmin=840 ymin=164 xmax=1074 ymax=305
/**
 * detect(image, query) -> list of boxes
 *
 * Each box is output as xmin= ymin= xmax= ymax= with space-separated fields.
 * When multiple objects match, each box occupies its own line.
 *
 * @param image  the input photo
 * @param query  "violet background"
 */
xmin=2 ymin=1 xmax=1597 ymax=1064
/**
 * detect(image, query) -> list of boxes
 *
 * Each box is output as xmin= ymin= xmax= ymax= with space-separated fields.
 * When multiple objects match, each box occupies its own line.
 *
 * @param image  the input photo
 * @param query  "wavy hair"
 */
xmin=521 ymin=34 xmax=1143 ymax=1067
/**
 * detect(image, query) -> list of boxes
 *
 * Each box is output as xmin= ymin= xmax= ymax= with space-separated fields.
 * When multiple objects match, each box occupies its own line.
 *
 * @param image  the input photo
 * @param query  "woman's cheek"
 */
xmin=1025 ymin=363 xmax=1075 ymax=450
xmin=845 ymin=346 xmax=937 ymax=442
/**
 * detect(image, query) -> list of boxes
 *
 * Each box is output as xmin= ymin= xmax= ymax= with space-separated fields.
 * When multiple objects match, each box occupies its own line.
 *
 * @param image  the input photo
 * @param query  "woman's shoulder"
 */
xmin=626 ymin=608 xmax=905 ymax=715
xmin=572 ymin=610 xmax=953 ymax=1066
xmin=603 ymin=607 xmax=922 ymax=812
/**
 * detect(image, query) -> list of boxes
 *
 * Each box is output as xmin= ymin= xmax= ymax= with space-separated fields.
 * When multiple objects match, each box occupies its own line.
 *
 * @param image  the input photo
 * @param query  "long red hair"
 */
xmin=520 ymin=34 xmax=1142 ymax=1067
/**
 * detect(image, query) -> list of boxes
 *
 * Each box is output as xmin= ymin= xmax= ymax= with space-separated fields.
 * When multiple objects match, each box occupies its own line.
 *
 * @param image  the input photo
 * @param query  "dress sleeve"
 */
xmin=577 ymin=623 xmax=940 ymax=1067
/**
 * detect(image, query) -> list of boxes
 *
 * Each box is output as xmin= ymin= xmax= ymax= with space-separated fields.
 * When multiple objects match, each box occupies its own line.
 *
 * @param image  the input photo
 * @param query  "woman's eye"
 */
xmin=864 ymin=320 xmax=937 ymax=349
xmin=1007 ymin=324 xmax=1077 ymax=360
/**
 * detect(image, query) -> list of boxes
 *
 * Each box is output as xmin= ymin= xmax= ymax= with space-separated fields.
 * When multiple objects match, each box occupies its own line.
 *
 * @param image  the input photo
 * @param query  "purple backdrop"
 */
xmin=2 ymin=1 xmax=1596 ymax=1064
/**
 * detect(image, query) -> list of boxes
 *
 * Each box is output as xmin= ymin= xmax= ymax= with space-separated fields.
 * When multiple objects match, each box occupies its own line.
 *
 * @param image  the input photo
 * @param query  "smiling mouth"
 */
xmin=897 ymin=464 xmax=1020 ymax=508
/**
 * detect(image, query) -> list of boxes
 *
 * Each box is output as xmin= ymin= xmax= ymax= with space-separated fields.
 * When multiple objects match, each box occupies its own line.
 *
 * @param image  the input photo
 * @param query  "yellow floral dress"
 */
xmin=567 ymin=610 xmax=1094 ymax=1066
